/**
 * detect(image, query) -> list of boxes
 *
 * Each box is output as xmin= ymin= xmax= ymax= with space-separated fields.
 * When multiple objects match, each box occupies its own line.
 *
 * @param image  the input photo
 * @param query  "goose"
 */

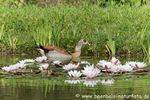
xmin=38 ymin=39 xmax=89 ymax=64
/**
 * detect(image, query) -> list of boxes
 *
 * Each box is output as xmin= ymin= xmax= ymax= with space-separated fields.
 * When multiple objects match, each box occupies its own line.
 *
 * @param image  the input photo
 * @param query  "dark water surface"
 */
xmin=0 ymin=55 xmax=150 ymax=100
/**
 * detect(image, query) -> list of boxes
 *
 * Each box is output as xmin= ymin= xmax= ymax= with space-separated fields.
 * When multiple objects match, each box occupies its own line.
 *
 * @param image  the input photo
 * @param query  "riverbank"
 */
xmin=0 ymin=5 xmax=150 ymax=56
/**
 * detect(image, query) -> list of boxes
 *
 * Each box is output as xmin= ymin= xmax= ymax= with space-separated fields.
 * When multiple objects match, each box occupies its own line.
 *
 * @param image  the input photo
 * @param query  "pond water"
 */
xmin=0 ymin=55 xmax=150 ymax=100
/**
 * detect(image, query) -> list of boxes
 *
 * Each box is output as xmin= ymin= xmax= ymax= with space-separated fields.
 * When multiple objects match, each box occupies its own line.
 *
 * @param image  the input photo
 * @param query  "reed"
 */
xmin=106 ymin=35 xmax=116 ymax=56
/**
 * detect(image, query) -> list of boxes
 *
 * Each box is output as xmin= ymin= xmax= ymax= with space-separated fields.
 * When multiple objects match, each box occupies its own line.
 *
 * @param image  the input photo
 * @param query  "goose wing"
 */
xmin=41 ymin=45 xmax=70 ymax=55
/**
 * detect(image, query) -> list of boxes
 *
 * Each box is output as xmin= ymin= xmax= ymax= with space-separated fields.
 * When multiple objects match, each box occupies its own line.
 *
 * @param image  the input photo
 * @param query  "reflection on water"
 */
xmin=0 ymin=76 xmax=150 ymax=100
xmin=100 ymin=79 xmax=114 ymax=86
xmin=65 ymin=79 xmax=81 ymax=84
xmin=83 ymin=79 xmax=100 ymax=87
xmin=65 ymin=79 xmax=114 ymax=87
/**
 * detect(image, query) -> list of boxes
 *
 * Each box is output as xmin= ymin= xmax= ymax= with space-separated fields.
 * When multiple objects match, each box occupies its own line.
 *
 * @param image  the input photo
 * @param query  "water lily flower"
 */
xmin=83 ymin=79 xmax=99 ymax=87
xmin=125 ymin=61 xmax=146 ymax=69
xmin=110 ymin=57 xmax=121 ymax=65
xmin=80 ymin=61 xmax=90 ymax=65
xmin=35 ymin=56 xmax=47 ymax=63
xmin=108 ymin=64 xmax=133 ymax=73
xmin=18 ymin=59 xmax=35 ymax=66
xmin=97 ymin=60 xmax=112 ymax=69
xmin=63 ymin=63 xmax=79 ymax=71
xmin=109 ymin=65 xmax=121 ymax=73
xmin=65 ymin=79 xmax=81 ymax=84
xmin=135 ymin=62 xmax=146 ymax=68
xmin=1 ymin=66 xmax=12 ymax=72
xmin=52 ymin=60 xmax=62 ymax=65
xmin=82 ymin=65 xmax=100 ymax=79
xmin=101 ymin=79 xmax=114 ymax=85
xmin=68 ymin=70 xmax=82 ymax=79
xmin=19 ymin=59 xmax=35 ymax=63
xmin=119 ymin=64 xmax=133 ymax=72
xmin=2 ymin=60 xmax=28 ymax=72
xmin=2 ymin=65 xmax=22 ymax=72
xmin=125 ymin=61 xmax=137 ymax=68
xmin=39 ymin=63 xmax=49 ymax=70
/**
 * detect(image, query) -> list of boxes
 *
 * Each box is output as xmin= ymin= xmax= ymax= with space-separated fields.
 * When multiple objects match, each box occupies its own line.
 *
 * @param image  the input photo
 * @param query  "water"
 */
xmin=0 ymin=55 xmax=150 ymax=100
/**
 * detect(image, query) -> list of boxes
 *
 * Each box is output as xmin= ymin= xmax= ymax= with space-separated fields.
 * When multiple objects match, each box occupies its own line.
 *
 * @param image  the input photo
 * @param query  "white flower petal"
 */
xmin=35 ymin=56 xmax=47 ymax=63
xmin=110 ymin=57 xmax=121 ymax=65
xmin=82 ymin=65 xmax=100 ymax=79
xmin=63 ymin=63 xmax=79 ymax=71
xmin=39 ymin=63 xmax=49 ymax=70
xmin=68 ymin=70 xmax=82 ymax=78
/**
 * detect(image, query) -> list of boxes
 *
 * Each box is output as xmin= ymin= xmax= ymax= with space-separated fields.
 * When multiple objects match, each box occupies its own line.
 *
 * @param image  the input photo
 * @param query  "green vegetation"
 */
xmin=0 ymin=1 xmax=150 ymax=57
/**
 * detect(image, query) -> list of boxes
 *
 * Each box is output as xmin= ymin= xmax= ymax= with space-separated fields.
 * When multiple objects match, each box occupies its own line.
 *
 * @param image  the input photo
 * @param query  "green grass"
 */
xmin=0 ymin=4 xmax=150 ymax=56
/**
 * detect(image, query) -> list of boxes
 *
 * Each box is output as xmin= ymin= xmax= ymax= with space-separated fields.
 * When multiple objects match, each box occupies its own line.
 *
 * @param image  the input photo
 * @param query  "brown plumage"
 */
xmin=40 ymin=45 xmax=70 ymax=55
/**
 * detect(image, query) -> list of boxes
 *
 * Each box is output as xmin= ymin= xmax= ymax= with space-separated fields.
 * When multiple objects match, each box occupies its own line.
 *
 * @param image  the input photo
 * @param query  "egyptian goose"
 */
xmin=38 ymin=39 xmax=89 ymax=64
